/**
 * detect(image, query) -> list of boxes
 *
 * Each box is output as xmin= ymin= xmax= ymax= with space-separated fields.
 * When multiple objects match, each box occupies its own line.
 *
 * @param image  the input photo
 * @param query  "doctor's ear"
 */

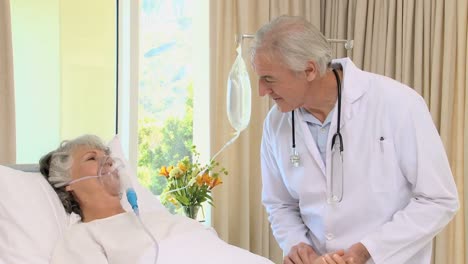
xmin=304 ymin=61 xmax=319 ymax=81
xmin=65 ymin=185 xmax=73 ymax=192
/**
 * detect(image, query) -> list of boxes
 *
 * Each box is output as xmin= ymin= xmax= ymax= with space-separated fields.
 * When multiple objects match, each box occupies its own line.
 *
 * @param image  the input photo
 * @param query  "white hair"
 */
xmin=251 ymin=15 xmax=333 ymax=76
xmin=43 ymin=135 xmax=109 ymax=188
xmin=39 ymin=134 xmax=109 ymax=216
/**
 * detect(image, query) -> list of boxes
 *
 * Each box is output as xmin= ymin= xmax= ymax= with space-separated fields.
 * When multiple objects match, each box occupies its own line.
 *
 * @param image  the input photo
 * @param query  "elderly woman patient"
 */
xmin=40 ymin=134 xmax=273 ymax=264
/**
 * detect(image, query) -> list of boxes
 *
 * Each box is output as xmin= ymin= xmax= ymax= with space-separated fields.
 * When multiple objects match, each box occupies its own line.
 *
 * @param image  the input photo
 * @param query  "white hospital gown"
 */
xmin=51 ymin=211 xmax=273 ymax=264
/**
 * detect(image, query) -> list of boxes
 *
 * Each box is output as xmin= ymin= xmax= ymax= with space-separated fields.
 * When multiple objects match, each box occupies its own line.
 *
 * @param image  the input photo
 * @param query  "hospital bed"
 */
xmin=0 ymin=137 xmax=272 ymax=263
xmin=5 ymin=163 xmax=39 ymax=172
xmin=0 ymin=137 xmax=170 ymax=263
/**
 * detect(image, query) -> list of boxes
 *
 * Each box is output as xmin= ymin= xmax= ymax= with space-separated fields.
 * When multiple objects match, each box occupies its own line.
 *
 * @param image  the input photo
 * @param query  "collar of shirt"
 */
xmin=298 ymin=106 xmax=336 ymax=166
xmin=299 ymin=107 xmax=335 ymax=127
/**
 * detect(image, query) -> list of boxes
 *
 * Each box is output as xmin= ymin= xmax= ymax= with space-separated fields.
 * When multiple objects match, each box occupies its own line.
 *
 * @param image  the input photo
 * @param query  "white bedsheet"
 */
xmin=52 ymin=211 xmax=273 ymax=264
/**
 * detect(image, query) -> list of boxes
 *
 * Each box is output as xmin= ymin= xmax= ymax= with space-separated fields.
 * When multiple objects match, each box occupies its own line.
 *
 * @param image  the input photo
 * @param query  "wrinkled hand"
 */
xmin=283 ymin=242 xmax=318 ymax=264
xmin=343 ymin=243 xmax=371 ymax=264
xmin=283 ymin=243 xmax=347 ymax=264
xmin=316 ymin=250 xmax=346 ymax=264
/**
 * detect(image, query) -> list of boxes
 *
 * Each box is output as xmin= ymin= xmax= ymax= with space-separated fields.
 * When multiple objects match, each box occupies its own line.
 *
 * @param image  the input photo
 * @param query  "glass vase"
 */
xmin=182 ymin=205 xmax=201 ymax=219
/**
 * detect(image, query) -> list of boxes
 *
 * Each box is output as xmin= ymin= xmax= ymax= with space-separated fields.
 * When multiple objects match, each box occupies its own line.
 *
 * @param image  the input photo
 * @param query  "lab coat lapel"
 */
xmin=326 ymin=58 xmax=368 ymax=178
xmin=329 ymin=58 xmax=368 ymax=132
xmin=287 ymin=58 xmax=367 ymax=179
xmin=329 ymin=95 xmax=352 ymax=133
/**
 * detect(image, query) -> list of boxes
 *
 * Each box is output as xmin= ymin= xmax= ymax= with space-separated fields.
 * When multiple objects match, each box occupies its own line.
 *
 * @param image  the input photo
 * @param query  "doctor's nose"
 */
xmin=258 ymin=82 xmax=272 ymax=97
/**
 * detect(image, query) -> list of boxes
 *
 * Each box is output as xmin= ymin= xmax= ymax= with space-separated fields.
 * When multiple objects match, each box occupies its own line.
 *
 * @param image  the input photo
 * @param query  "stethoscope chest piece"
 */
xmin=290 ymin=148 xmax=300 ymax=167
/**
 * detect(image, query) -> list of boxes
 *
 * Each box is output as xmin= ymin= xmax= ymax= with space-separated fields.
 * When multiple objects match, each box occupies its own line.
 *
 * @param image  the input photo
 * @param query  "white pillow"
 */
xmin=0 ymin=135 xmax=166 ymax=263
xmin=0 ymin=166 xmax=67 ymax=264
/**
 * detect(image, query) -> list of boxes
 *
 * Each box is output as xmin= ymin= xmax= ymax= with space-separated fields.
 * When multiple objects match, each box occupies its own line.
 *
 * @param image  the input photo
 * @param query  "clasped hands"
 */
xmin=283 ymin=242 xmax=370 ymax=264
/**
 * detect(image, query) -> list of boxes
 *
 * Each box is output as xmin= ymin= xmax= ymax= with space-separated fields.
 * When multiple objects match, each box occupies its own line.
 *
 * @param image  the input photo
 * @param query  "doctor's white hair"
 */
xmin=39 ymin=134 xmax=109 ymax=216
xmin=251 ymin=15 xmax=333 ymax=76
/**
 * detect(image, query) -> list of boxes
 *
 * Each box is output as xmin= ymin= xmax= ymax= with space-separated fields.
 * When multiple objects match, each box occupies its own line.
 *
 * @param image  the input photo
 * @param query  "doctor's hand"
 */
xmin=283 ymin=242 xmax=318 ymax=264
xmin=284 ymin=243 xmax=346 ymax=264
xmin=343 ymin=243 xmax=371 ymax=264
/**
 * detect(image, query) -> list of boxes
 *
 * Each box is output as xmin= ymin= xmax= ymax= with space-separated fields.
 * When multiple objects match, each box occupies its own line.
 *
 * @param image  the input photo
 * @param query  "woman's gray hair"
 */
xmin=39 ymin=134 xmax=109 ymax=216
xmin=251 ymin=15 xmax=332 ymax=76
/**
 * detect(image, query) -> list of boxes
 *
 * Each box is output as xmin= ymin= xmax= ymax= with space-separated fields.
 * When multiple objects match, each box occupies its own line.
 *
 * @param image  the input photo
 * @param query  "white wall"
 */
xmin=11 ymin=0 xmax=61 ymax=163
xmin=11 ymin=0 xmax=116 ymax=163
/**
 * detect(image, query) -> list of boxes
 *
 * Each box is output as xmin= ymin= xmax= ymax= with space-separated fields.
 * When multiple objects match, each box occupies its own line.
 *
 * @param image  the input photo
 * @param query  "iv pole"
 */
xmin=236 ymin=34 xmax=354 ymax=50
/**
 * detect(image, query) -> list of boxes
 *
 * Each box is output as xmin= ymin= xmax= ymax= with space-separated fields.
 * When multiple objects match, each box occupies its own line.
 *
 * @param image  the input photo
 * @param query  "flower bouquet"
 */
xmin=158 ymin=146 xmax=227 ymax=219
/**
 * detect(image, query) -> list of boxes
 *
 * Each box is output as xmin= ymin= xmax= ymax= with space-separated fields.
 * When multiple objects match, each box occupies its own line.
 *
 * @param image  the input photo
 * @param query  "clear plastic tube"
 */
xmin=136 ymin=215 xmax=159 ymax=264
xmin=126 ymin=189 xmax=159 ymax=264
xmin=164 ymin=43 xmax=250 ymax=200
xmin=121 ymin=165 xmax=159 ymax=263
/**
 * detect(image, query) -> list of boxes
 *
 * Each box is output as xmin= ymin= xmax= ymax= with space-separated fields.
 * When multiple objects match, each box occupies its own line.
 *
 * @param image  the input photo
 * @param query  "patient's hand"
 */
xmin=316 ymin=250 xmax=346 ymax=264
xmin=283 ymin=243 xmax=346 ymax=264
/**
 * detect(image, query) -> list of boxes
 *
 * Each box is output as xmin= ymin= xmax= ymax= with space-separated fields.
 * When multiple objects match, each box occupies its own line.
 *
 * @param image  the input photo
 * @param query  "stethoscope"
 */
xmin=290 ymin=68 xmax=343 ymax=167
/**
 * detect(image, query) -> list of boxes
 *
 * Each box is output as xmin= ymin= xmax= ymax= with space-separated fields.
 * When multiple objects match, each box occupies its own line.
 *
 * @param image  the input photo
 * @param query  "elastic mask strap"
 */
xmin=68 ymin=175 xmax=99 ymax=185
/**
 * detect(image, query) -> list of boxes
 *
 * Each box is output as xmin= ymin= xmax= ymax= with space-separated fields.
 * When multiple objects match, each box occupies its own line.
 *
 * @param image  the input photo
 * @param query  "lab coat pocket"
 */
xmin=369 ymin=139 xmax=398 ymax=192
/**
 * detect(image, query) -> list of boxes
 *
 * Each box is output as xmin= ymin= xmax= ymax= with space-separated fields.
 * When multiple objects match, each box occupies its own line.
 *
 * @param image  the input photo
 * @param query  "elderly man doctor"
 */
xmin=252 ymin=15 xmax=459 ymax=264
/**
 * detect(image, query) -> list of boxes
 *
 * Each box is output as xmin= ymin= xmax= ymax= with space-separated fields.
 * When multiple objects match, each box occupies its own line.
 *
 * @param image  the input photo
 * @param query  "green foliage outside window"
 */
xmin=137 ymin=84 xmax=193 ymax=197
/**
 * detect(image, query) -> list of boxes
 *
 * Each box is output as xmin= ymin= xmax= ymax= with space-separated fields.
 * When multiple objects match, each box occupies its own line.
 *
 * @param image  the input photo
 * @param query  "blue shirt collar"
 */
xmin=299 ymin=107 xmax=335 ymax=126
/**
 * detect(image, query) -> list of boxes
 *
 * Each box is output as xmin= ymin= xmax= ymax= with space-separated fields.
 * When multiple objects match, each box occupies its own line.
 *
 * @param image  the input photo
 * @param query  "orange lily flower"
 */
xmin=209 ymin=177 xmax=222 ymax=190
xmin=167 ymin=165 xmax=174 ymax=173
xmin=159 ymin=166 xmax=169 ymax=177
xmin=202 ymin=173 xmax=211 ymax=185
xmin=196 ymin=175 xmax=204 ymax=186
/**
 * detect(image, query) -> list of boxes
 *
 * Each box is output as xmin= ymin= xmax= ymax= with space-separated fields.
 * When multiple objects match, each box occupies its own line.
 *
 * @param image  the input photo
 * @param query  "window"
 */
xmin=137 ymin=0 xmax=195 ymax=196
xmin=118 ymin=0 xmax=210 ymax=219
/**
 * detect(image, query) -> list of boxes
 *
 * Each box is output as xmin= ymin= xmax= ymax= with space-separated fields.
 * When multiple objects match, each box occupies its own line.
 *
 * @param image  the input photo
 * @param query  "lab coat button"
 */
xmin=326 ymin=233 xmax=334 ymax=240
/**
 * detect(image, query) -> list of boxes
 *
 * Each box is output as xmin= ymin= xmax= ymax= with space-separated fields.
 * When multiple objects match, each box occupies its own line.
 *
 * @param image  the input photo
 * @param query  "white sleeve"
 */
xmin=361 ymin=96 xmax=459 ymax=263
xmin=261 ymin=119 xmax=312 ymax=255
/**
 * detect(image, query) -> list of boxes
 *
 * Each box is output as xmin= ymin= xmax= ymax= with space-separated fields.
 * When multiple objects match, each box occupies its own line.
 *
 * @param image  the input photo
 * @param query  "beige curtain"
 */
xmin=339 ymin=1 xmax=467 ymax=263
xmin=211 ymin=0 xmax=467 ymax=263
xmin=209 ymin=0 xmax=283 ymax=262
xmin=0 ymin=0 xmax=15 ymax=165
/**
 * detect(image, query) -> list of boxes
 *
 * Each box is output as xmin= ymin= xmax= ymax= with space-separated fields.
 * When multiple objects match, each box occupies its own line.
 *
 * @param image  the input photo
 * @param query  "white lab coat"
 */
xmin=261 ymin=58 xmax=459 ymax=264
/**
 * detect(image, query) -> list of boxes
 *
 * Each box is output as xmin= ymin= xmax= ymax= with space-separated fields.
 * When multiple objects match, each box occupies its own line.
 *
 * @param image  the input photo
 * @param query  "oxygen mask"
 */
xmin=68 ymin=155 xmax=124 ymax=198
